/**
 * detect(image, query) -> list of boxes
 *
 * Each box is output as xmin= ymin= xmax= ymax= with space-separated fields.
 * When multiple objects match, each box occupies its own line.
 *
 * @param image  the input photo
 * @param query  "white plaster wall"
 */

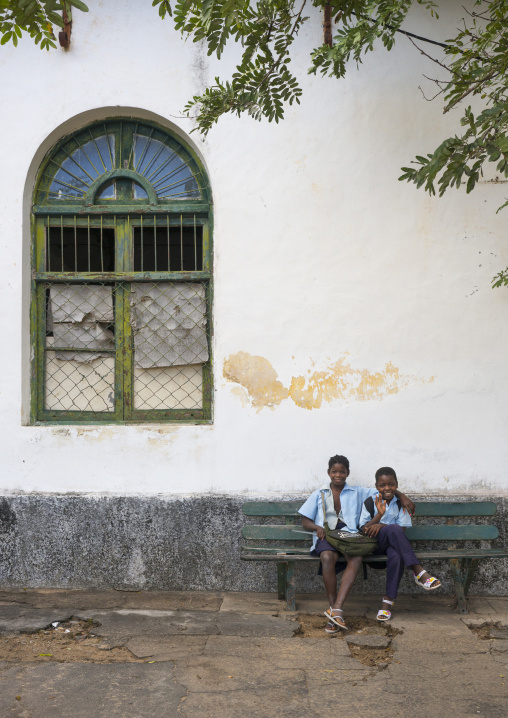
xmin=0 ymin=1 xmax=507 ymax=496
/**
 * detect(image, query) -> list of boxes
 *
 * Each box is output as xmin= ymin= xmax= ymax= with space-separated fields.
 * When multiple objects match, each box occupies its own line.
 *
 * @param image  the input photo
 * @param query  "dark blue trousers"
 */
xmin=375 ymin=524 xmax=419 ymax=599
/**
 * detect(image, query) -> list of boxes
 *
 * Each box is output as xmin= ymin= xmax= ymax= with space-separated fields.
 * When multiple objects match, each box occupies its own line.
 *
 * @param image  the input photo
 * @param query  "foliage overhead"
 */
xmin=0 ymin=0 xmax=88 ymax=50
xmin=3 ymin=1 xmax=508 ymax=285
xmin=155 ymin=0 xmax=508 ymax=286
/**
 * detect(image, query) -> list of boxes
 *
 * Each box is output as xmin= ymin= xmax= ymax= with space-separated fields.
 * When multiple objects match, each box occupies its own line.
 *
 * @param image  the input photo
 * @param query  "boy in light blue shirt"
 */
xmin=359 ymin=467 xmax=441 ymax=622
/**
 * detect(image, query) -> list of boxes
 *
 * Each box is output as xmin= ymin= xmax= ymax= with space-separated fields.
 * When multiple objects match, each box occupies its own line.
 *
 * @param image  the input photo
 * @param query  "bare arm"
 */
xmin=395 ymin=490 xmax=415 ymax=515
xmin=301 ymin=516 xmax=326 ymax=541
xmin=360 ymin=495 xmax=386 ymax=537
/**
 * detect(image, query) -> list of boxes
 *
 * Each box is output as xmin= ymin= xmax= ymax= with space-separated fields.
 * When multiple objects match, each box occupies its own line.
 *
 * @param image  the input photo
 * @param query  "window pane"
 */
xmin=44 ymin=282 xmax=116 ymax=412
xmin=48 ymin=133 xmax=115 ymax=199
xmin=96 ymin=181 xmax=116 ymax=200
xmin=133 ymin=133 xmax=201 ymax=199
xmin=133 ymin=225 xmax=202 ymax=272
xmin=47 ymin=226 xmax=115 ymax=272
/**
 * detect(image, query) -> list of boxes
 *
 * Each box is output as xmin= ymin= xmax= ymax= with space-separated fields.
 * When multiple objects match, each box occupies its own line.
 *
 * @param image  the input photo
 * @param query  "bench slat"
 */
xmin=242 ymin=501 xmax=498 ymax=517
xmin=241 ymin=548 xmax=508 ymax=561
xmin=242 ymin=524 xmax=499 ymax=541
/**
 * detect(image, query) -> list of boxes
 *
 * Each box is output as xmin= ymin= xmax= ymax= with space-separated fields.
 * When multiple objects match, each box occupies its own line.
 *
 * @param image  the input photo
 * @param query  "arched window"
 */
xmin=31 ymin=119 xmax=212 ymax=423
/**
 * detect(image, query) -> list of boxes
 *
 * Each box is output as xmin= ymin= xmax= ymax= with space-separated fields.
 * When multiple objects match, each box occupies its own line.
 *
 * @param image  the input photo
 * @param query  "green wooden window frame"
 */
xmin=31 ymin=118 xmax=213 ymax=424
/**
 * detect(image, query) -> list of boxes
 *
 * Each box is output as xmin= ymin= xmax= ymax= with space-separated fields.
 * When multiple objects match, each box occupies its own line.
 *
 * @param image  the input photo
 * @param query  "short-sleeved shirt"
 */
xmin=358 ymin=492 xmax=412 ymax=529
xmin=298 ymin=483 xmax=377 ymax=551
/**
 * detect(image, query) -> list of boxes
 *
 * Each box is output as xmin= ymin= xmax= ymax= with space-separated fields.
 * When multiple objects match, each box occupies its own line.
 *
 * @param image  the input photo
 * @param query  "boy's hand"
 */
xmin=316 ymin=526 xmax=326 ymax=540
xmin=400 ymin=494 xmax=415 ymax=515
xmin=363 ymin=523 xmax=383 ymax=538
xmin=375 ymin=495 xmax=387 ymax=516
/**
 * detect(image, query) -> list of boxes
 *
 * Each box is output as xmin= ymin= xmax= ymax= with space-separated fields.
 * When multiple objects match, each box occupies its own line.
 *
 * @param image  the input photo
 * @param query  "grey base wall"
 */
xmin=0 ymin=494 xmax=506 ymax=595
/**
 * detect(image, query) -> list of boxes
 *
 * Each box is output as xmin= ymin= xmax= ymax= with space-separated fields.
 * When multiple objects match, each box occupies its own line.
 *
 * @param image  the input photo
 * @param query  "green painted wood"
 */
xmin=277 ymin=563 xmax=287 ymax=600
xmin=241 ymin=548 xmax=508 ymax=561
xmin=406 ymin=525 xmax=498 ymax=540
xmin=450 ymin=558 xmax=468 ymax=613
xmin=242 ymin=524 xmax=498 ymax=541
xmin=413 ymin=502 xmax=497 ymax=517
xmin=242 ymin=502 xmax=303 ymax=516
xmin=31 ymin=120 xmax=214 ymax=426
xmin=285 ymin=562 xmax=296 ymax=611
xmin=242 ymin=501 xmax=498 ymax=517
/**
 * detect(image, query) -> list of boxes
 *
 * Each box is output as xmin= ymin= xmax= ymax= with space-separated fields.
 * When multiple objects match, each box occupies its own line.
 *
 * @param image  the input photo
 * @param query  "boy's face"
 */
xmin=328 ymin=462 xmax=350 ymax=488
xmin=376 ymin=474 xmax=398 ymax=501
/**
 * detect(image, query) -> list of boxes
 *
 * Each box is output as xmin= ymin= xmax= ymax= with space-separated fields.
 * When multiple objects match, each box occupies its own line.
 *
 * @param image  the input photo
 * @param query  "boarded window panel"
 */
xmin=130 ymin=283 xmax=208 ymax=368
xmin=133 ymin=365 xmax=203 ymax=409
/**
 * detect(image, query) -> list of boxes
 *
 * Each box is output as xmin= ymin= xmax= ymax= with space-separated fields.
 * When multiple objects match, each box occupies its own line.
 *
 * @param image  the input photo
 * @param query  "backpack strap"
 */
xmin=396 ymin=498 xmax=402 ymax=512
xmin=364 ymin=496 xmax=375 ymax=519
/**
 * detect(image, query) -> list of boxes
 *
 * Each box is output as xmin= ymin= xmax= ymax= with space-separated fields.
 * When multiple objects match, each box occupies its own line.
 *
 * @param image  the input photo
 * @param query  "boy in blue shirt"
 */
xmin=359 ymin=467 xmax=441 ymax=621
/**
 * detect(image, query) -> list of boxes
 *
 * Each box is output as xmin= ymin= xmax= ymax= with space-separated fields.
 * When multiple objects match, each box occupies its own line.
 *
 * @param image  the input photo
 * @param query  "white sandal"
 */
xmin=324 ymin=607 xmax=347 ymax=630
xmin=377 ymin=599 xmax=394 ymax=621
xmin=414 ymin=569 xmax=441 ymax=590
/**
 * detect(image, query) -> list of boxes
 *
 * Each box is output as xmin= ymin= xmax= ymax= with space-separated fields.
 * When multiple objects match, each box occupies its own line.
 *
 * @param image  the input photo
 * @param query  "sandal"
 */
xmin=324 ymin=620 xmax=341 ymax=634
xmin=324 ymin=607 xmax=347 ymax=630
xmin=377 ymin=599 xmax=394 ymax=621
xmin=414 ymin=569 xmax=441 ymax=591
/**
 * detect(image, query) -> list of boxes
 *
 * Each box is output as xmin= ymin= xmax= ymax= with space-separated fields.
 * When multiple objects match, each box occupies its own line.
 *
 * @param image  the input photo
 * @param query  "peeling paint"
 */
xmin=223 ymin=352 xmax=289 ymax=408
xmin=224 ymin=352 xmax=432 ymax=410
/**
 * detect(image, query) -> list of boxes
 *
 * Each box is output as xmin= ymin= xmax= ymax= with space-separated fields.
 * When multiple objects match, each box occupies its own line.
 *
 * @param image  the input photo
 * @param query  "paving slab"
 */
xmin=126 ymin=635 xmax=209 ymax=661
xmin=0 ymin=662 xmax=186 ymax=718
xmin=86 ymin=609 xmax=298 ymax=646
xmin=219 ymin=591 xmax=285 ymax=614
xmin=0 ymin=606 xmax=74 ymax=634
xmin=346 ymin=634 xmax=391 ymax=648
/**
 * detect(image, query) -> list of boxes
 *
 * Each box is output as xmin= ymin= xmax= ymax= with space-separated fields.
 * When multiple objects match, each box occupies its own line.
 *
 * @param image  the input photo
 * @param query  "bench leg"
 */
xmin=449 ymin=559 xmax=468 ymax=614
xmin=277 ymin=563 xmax=288 ymax=601
xmin=463 ymin=558 xmax=480 ymax=598
xmin=285 ymin=561 xmax=296 ymax=611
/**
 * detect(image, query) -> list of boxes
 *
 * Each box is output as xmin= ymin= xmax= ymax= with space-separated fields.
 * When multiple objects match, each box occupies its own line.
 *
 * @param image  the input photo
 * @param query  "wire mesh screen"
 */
xmin=44 ymin=282 xmax=116 ymax=412
xmin=131 ymin=282 xmax=208 ymax=410
xmin=42 ymin=280 xmax=209 ymax=414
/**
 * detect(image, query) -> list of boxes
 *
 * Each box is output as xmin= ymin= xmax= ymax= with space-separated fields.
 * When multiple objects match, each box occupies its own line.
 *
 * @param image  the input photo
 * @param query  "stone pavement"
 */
xmin=0 ymin=589 xmax=506 ymax=717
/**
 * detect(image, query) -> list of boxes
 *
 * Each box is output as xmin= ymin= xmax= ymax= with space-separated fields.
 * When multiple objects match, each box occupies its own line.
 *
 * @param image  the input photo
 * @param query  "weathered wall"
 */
xmin=0 ymin=0 xmax=507 ymax=592
xmin=0 ymin=494 xmax=505 ymax=596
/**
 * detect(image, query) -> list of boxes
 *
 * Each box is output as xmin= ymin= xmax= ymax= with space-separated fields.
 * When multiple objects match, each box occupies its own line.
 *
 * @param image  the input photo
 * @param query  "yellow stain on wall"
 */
xmin=224 ymin=352 xmax=431 ymax=410
xmin=223 ymin=351 xmax=289 ymax=407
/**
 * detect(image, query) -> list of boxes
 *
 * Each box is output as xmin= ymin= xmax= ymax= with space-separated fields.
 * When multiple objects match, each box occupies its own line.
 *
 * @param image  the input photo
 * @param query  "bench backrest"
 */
xmin=241 ymin=501 xmax=499 ymax=547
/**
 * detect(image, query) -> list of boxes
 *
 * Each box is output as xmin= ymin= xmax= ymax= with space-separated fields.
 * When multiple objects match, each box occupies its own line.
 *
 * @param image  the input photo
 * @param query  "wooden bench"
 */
xmin=241 ymin=500 xmax=508 ymax=613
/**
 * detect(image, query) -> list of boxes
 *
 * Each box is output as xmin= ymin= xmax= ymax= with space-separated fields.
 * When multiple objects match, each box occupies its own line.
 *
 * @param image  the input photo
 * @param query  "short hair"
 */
xmin=328 ymin=455 xmax=350 ymax=471
xmin=375 ymin=466 xmax=397 ymax=482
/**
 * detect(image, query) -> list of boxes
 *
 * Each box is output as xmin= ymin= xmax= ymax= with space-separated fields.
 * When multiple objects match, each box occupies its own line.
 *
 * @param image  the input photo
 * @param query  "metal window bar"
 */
xmin=72 ymin=133 xmax=101 ymax=176
xmin=134 ymin=129 xmax=154 ymax=173
xmin=89 ymin=129 xmax=107 ymax=172
xmin=180 ymin=215 xmax=183 ymax=271
xmin=100 ymin=215 xmax=104 ymax=272
xmin=167 ymin=215 xmax=170 ymax=271
xmin=194 ymin=215 xmax=197 ymax=270
xmin=87 ymin=216 xmax=91 ymax=272
xmin=49 ymin=158 xmax=91 ymax=191
xmin=60 ymin=216 xmax=64 ymax=273
xmin=141 ymin=214 xmax=144 ymax=271
xmin=154 ymin=215 xmax=157 ymax=271
xmin=142 ymin=141 xmax=167 ymax=179
xmin=74 ymin=216 xmax=78 ymax=273
xmin=103 ymin=124 xmax=114 ymax=169
xmin=126 ymin=123 xmax=138 ymax=170
xmin=61 ymin=145 xmax=95 ymax=183
xmin=147 ymin=149 xmax=178 ymax=183
xmin=46 ymin=215 xmax=50 ymax=272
